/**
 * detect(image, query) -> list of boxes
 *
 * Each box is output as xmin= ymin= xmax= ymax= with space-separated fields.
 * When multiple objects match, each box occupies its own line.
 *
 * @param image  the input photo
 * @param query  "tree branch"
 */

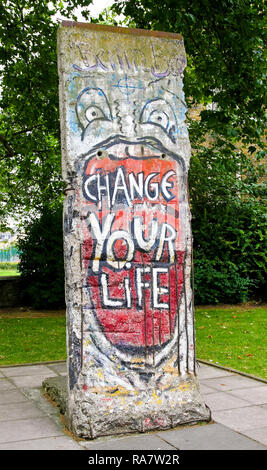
xmin=11 ymin=125 xmax=41 ymax=137
xmin=0 ymin=134 xmax=15 ymax=158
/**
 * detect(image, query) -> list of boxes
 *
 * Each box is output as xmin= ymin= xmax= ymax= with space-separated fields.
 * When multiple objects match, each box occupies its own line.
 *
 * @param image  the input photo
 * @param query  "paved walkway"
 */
xmin=0 ymin=361 xmax=266 ymax=450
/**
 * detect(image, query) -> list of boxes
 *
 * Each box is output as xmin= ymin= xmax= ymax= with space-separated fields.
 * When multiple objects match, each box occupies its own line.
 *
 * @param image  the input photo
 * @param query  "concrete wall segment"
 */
xmin=58 ymin=22 xmax=210 ymax=438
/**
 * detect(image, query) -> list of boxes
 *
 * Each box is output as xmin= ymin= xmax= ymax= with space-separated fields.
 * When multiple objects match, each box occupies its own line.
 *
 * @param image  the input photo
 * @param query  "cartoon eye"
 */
xmin=85 ymin=105 xmax=106 ymax=123
xmin=140 ymin=98 xmax=177 ymax=143
xmin=76 ymin=87 xmax=112 ymax=140
xmin=148 ymin=110 xmax=169 ymax=130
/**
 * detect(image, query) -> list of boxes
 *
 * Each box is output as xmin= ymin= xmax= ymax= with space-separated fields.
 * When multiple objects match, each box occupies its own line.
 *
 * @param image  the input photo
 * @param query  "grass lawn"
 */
xmin=0 ymin=263 xmax=20 ymax=277
xmin=195 ymin=304 xmax=267 ymax=380
xmin=0 ymin=269 xmax=20 ymax=276
xmin=0 ymin=304 xmax=266 ymax=381
xmin=0 ymin=310 xmax=66 ymax=365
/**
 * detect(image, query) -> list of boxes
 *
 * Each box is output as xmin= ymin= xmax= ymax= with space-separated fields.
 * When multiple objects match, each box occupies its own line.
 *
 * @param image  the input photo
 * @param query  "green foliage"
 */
xmin=91 ymin=5 xmax=136 ymax=27
xmin=194 ymin=257 xmax=253 ymax=305
xmin=0 ymin=262 xmax=18 ymax=270
xmin=17 ymin=204 xmax=65 ymax=308
xmin=113 ymin=0 xmax=267 ymax=304
xmin=190 ymin=145 xmax=267 ymax=304
xmin=0 ymin=0 xmax=93 ymax=222
xmin=113 ymin=0 xmax=266 ymax=142
xmin=0 ymin=0 xmax=266 ymax=305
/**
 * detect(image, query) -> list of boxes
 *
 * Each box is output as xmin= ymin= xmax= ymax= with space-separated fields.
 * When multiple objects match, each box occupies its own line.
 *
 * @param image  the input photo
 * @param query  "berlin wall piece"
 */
xmin=58 ymin=22 xmax=211 ymax=439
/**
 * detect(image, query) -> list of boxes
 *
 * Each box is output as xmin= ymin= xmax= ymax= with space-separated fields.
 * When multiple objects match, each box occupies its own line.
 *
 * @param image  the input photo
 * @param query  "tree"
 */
xmin=112 ymin=1 xmax=266 ymax=141
xmin=0 ymin=1 xmax=94 ymax=307
xmin=0 ymin=0 xmax=266 ymax=303
xmin=110 ymin=0 xmax=266 ymax=302
xmin=17 ymin=204 xmax=65 ymax=308
xmin=0 ymin=0 xmax=93 ymax=226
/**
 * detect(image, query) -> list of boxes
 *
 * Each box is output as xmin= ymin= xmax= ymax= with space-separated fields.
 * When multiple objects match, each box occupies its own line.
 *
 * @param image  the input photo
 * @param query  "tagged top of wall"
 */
xmin=57 ymin=22 xmax=190 ymax=180
xmin=57 ymin=21 xmax=186 ymax=78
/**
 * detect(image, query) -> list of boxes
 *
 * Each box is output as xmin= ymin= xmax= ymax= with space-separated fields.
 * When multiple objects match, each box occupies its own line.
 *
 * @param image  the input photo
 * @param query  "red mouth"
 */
xmin=80 ymin=148 xmax=185 ymax=351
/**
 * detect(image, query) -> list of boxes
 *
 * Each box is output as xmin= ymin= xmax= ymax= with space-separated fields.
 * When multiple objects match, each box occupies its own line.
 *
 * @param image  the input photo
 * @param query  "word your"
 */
xmin=83 ymin=168 xmax=176 ymax=208
xmin=88 ymin=212 xmax=177 ymax=272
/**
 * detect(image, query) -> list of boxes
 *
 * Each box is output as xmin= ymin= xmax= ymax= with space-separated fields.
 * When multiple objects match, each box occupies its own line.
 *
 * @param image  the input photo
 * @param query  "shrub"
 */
xmin=193 ymin=255 xmax=253 ymax=305
xmin=192 ymin=198 xmax=267 ymax=305
xmin=17 ymin=205 xmax=65 ymax=309
xmin=0 ymin=262 xmax=18 ymax=270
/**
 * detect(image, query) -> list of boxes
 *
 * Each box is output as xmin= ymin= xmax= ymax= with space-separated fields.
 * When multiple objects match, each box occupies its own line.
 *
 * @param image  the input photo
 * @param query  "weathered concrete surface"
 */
xmin=43 ymin=375 xmax=211 ymax=436
xmin=42 ymin=376 xmax=67 ymax=415
xmin=2 ymin=362 xmax=267 ymax=449
xmin=58 ymin=22 xmax=210 ymax=439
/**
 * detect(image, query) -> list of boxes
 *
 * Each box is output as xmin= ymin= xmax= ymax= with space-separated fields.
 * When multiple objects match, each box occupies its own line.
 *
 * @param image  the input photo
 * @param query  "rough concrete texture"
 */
xmin=58 ymin=22 xmax=210 ymax=438
xmin=42 ymin=376 xmax=67 ymax=414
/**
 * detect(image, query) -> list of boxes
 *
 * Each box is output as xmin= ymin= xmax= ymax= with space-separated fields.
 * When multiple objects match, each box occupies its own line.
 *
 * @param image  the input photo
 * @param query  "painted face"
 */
xmin=72 ymin=70 xmax=187 ymax=368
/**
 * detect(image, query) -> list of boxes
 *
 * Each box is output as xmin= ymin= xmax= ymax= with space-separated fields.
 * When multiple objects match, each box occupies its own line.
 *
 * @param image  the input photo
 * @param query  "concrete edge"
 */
xmin=197 ymin=359 xmax=267 ymax=384
xmin=42 ymin=375 xmax=67 ymax=415
xmin=61 ymin=20 xmax=183 ymax=41
xmin=0 ymin=360 xmax=66 ymax=368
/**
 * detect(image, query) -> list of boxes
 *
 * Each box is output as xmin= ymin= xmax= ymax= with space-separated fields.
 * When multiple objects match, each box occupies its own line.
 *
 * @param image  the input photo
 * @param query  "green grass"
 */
xmin=0 ymin=262 xmax=20 ymax=277
xmin=195 ymin=305 xmax=267 ymax=380
xmin=0 ymin=269 xmax=20 ymax=276
xmin=0 ymin=317 xmax=66 ymax=365
xmin=0 ymin=305 xmax=266 ymax=381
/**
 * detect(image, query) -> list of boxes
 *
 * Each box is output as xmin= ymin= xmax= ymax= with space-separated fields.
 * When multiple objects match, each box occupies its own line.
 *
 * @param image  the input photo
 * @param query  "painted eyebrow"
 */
xmin=147 ymin=76 xmax=166 ymax=87
xmin=148 ymin=80 xmax=186 ymax=107
xmin=161 ymin=87 xmax=186 ymax=107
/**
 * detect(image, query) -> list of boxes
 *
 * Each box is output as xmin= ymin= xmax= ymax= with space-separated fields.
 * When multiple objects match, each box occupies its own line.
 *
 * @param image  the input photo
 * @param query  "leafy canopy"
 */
xmin=0 ymin=0 xmax=93 ymax=226
xmin=112 ymin=0 xmax=266 ymax=144
xmin=111 ymin=0 xmax=266 ymax=302
xmin=0 ymin=0 xmax=266 ymax=303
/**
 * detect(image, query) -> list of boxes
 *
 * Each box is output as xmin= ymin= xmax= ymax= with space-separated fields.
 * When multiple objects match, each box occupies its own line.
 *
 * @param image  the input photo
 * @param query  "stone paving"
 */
xmin=0 ymin=361 xmax=266 ymax=450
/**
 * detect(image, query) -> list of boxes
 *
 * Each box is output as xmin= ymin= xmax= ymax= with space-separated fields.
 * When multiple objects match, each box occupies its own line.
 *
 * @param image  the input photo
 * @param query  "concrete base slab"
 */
xmin=1 ymin=364 xmax=56 ymax=377
xmin=213 ymin=406 xmax=267 ymax=433
xmin=0 ymin=362 xmax=266 ymax=450
xmin=42 ymin=376 xmax=67 ymax=415
xmin=0 ymin=390 xmax=28 ymax=405
xmin=202 ymin=391 xmax=250 ymax=411
xmin=0 ymin=402 xmax=44 ymax=421
xmin=241 ymin=427 xmax=267 ymax=447
xmin=201 ymin=374 xmax=263 ymax=392
xmin=0 ymin=378 xmax=17 ymax=391
xmin=0 ymin=436 xmax=82 ymax=450
xmin=81 ymin=433 xmax=176 ymax=451
xmin=9 ymin=373 xmax=57 ymax=389
xmin=196 ymin=365 xmax=234 ymax=380
xmin=47 ymin=363 xmax=67 ymax=376
xmin=78 ymin=422 xmax=267 ymax=450
xmin=228 ymin=385 xmax=267 ymax=405
xmin=43 ymin=375 xmax=211 ymax=439
xmin=157 ymin=422 xmax=266 ymax=450
xmin=0 ymin=417 xmax=64 ymax=444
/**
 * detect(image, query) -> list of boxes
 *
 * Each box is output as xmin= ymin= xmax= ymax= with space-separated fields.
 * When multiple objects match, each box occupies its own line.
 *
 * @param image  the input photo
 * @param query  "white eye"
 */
xmin=85 ymin=106 xmax=106 ymax=123
xmin=148 ymin=110 xmax=169 ymax=130
xmin=140 ymin=98 xmax=178 ymax=142
xmin=76 ymin=87 xmax=112 ymax=139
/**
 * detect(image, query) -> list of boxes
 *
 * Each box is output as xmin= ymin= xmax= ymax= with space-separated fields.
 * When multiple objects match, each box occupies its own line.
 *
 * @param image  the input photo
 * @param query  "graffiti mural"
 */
xmin=58 ymin=22 xmax=210 ymax=438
